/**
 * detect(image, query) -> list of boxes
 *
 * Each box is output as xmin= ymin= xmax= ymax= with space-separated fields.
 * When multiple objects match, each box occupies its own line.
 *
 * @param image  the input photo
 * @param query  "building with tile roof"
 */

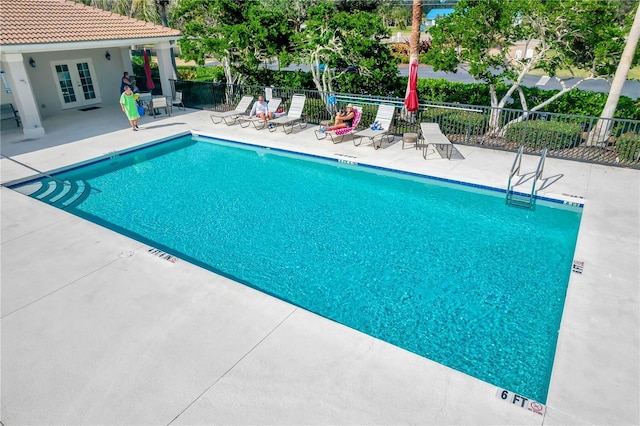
xmin=0 ymin=0 xmax=181 ymax=138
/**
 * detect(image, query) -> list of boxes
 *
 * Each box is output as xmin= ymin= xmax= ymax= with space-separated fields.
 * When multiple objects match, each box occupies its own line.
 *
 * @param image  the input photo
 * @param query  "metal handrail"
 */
xmin=530 ymin=148 xmax=547 ymax=200
xmin=507 ymin=144 xmax=524 ymax=189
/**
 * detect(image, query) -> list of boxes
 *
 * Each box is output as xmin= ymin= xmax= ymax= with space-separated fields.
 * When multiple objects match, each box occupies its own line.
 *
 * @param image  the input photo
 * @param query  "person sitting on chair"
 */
xmin=249 ymin=96 xmax=272 ymax=126
xmin=319 ymin=104 xmax=355 ymax=132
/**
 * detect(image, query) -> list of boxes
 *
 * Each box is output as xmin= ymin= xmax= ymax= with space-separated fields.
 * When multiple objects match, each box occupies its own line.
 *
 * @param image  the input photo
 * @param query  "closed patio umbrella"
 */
xmin=144 ymin=49 xmax=155 ymax=90
xmin=404 ymin=58 xmax=419 ymax=112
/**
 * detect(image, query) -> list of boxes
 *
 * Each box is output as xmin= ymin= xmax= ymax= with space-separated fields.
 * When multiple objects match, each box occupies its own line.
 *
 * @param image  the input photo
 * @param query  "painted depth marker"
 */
xmin=496 ymin=389 xmax=546 ymax=416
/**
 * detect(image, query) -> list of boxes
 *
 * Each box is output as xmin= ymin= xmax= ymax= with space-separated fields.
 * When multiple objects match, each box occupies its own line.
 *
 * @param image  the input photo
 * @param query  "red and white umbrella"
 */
xmin=144 ymin=49 xmax=155 ymax=90
xmin=404 ymin=58 xmax=419 ymax=112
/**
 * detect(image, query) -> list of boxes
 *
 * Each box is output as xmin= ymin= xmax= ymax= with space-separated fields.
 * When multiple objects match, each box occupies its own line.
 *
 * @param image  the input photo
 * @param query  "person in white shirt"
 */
xmin=249 ymin=96 xmax=273 ymax=126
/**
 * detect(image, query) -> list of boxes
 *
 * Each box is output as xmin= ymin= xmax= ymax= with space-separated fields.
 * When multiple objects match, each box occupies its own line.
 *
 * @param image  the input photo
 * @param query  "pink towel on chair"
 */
xmin=334 ymin=108 xmax=362 ymax=136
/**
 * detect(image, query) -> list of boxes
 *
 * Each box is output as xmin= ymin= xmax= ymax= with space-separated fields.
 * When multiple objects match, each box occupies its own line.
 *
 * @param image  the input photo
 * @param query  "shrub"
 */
xmin=503 ymin=120 xmax=583 ymax=150
xmin=390 ymin=51 xmax=409 ymax=64
xmin=417 ymin=79 xmax=493 ymax=105
xmin=389 ymin=43 xmax=409 ymax=54
xmin=510 ymin=88 xmax=638 ymax=120
xmin=421 ymin=108 xmax=487 ymax=136
xmin=389 ymin=43 xmax=409 ymax=64
xmin=172 ymin=63 xmax=640 ymax=120
xmin=615 ymin=133 xmax=640 ymax=162
xmin=177 ymin=66 xmax=197 ymax=80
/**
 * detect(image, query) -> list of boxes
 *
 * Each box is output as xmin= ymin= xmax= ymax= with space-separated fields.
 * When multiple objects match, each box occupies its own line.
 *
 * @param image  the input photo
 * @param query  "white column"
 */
xmin=155 ymin=41 xmax=176 ymax=98
xmin=119 ymin=47 xmax=133 ymax=75
xmin=1 ymin=53 xmax=45 ymax=138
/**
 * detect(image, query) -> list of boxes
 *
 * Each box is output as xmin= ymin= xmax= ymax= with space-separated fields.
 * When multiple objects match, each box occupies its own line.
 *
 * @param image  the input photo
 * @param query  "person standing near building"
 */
xmin=120 ymin=85 xmax=141 ymax=131
xmin=120 ymin=71 xmax=136 ymax=94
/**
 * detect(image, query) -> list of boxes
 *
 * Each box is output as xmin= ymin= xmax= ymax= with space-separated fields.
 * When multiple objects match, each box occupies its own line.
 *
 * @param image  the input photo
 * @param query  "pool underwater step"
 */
xmin=14 ymin=178 xmax=93 ymax=208
xmin=506 ymin=192 xmax=535 ymax=209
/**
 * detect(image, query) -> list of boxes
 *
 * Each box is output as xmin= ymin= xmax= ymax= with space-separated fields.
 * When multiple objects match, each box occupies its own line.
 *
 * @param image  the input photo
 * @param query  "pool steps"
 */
xmin=13 ymin=178 xmax=93 ymax=209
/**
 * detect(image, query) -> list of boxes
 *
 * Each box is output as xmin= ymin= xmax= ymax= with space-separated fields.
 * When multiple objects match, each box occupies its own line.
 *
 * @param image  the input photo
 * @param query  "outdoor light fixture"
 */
xmin=29 ymin=57 xmax=36 ymax=68
xmin=105 ymin=51 xmax=111 ymax=61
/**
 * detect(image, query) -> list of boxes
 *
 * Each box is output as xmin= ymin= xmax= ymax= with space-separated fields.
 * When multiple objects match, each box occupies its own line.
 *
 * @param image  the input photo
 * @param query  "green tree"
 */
xmin=334 ymin=0 xmax=378 ymax=13
xmin=76 ymin=0 xmax=178 ymax=25
xmin=426 ymin=0 xmax=636 ymax=134
xmin=292 ymin=1 xmax=397 ymax=105
xmin=390 ymin=5 xmax=412 ymax=29
xmin=173 ymin=0 xmax=293 ymax=86
xmin=112 ymin=0 xmax=160 ymax=22
xmin=377 ymin=0 xmax=412 ymax=29
xmin=264 ymin=0 xmax=323 ymax=34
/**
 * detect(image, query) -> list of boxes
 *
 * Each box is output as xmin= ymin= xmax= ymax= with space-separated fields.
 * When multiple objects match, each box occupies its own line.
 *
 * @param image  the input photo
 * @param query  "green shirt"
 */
xmin=120 ymin=92 xmax=140 ymax=120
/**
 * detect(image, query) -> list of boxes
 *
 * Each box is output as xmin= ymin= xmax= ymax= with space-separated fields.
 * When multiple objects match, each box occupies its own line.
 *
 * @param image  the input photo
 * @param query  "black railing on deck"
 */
xmin=132 ymin=76 xmax=163 ymax=96
xmin=170 ymin=80 xmax=640 ymax=168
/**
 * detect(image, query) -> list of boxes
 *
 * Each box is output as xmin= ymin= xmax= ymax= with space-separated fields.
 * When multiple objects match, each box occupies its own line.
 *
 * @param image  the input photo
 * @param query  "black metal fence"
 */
xmin=132 ymin=76 xmax=163 ymax=96
xmin=171 ymin=80 xmax=640 ymax=168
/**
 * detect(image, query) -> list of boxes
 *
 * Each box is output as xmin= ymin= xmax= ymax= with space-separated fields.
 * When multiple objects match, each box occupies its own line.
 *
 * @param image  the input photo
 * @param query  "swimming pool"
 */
xmin=10 ymin=133 xmax=582 ymax=403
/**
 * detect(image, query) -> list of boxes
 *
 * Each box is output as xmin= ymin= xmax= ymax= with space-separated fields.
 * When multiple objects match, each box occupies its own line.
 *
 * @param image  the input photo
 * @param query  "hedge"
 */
xmin=421 ymin=107 xmax=488 ymax=135
xmin=174 ymin=64 xmax=639 ymax=119
xmin=503 ymin=120 xmax=583 ymax=149
xmin=615 ymin=133 xmax=640 ymax=162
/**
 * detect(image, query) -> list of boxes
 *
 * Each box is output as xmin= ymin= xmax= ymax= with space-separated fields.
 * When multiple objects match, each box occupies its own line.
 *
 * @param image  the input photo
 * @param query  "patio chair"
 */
xmin=151 ymin=96 xmax=170 ymax=118
xmin=268 ymin=94 xmax=308 ymax=134
xmin=420 ymin=122 xmax=453 ymax=160
xmin=314 ymin=106 xmax=362 ymax=144
xmin=210 ymin=95 xmax=254 ymax=125
xmin=172 ymin=91 xmax=185 ymax=110
xmin=353 ymin=104 xmax=396 ymax=149
xmin=237 ymin=98 xmax=282 ymax=130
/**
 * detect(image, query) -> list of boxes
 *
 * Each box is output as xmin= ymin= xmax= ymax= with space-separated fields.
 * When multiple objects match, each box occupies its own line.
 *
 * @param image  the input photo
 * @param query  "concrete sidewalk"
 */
xmin=1 ymin=107 xmax=638 ymax=425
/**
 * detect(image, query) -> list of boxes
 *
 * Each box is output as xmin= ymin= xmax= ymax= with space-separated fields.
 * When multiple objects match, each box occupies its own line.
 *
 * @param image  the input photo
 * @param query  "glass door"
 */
xmin=51 ymin=59 xmax=102 ymax=109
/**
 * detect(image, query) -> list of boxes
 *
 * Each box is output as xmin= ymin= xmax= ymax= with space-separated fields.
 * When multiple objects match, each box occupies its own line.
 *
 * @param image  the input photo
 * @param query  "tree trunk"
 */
xmin=155 ymin=0 xmax=179 ymax=78
xmin=588 ymin=4 xmax=640 ymax=146
xmin=410 ymin=0 xmax=422 ymax=63
xmin=156 ymin=0 xmax=169 ymax=26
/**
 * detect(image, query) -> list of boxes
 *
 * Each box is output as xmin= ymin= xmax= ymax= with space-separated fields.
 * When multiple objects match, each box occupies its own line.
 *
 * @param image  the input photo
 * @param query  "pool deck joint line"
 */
xmin=1 ymin=106 xmax=638 ymax=425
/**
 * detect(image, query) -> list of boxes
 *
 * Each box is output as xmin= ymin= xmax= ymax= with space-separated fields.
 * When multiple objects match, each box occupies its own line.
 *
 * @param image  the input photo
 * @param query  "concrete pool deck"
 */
xmin=1 ymin=105 xmax=638 ymax=425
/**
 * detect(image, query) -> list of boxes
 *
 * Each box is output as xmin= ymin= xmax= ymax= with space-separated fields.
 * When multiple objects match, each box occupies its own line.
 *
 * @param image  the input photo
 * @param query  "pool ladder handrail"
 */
xmin=507 ymin=144 xmax=524 ymax=190
xmin=531 ymin=148 xmax=547 ymax=202
xmin=506 ymin=145 xmax=546 ymax=210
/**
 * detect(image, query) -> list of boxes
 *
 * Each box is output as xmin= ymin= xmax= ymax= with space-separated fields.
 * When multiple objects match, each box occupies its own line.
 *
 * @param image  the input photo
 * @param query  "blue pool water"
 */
xmin=12 ymin=134 xmax=582 ymax=403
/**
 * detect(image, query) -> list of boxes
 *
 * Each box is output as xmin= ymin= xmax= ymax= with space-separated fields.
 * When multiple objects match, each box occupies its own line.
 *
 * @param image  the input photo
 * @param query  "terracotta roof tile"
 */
xmin=0 ymin=0 xmax=181 ymax=46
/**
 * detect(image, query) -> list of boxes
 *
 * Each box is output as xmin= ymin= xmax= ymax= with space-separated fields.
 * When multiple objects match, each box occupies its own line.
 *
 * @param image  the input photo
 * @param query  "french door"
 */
xmin=51 ymin=59 xmax=102 ymax=109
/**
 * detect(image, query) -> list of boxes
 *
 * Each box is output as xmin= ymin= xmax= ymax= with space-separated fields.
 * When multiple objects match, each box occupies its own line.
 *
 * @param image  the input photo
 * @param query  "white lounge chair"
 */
xmin=210 ymin=95 xmax=254 ymax=125
xmin=268 ymin=94 xmax=308 ymax=134
xmin=420 ymin=122 xmax=453 ymax=159
xmin=353 ymin=104 xmax=395 ymax=149
xmin=238 ymin=98 xmax=282 ymax=130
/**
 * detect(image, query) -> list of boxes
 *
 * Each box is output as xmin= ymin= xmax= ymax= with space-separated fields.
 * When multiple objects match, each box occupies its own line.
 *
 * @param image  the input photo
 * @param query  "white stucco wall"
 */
xmin=20 ymin=48 xmax=125 ymax=119
xmin=1 ymin=38 xmax=176 ymax=137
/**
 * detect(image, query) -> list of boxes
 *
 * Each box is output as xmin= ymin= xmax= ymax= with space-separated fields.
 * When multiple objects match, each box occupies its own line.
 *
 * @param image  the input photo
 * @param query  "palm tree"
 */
xmin=589 ymin=4 xmax=640 ymax=145
xmin=79 ymin=0 xmax=172 ymax=23
xmin=410 ymin=0 xmax=422 ymax=64
xmin=113 ymin=0 xmax=160 ymax=22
